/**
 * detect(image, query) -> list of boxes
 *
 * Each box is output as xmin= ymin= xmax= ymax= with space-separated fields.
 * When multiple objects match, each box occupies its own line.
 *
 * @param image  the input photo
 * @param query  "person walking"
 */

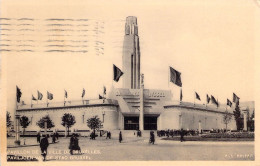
xmin=37 ymin=132 xmax=41 ymax=143
xmin=119 ymin=131 xmax=122 ymax=143
xmin=52 ymin=133 xmax=56 ymax=143
xmin=149 ymin=131 xmax=155 ymax=144
xmin=180 ymin=128 xmax=185 ymax=142
xmin=40 ymin=135 xmax=49 ymax=161
xmin=69 ymin=134 xmax=81 ymax=155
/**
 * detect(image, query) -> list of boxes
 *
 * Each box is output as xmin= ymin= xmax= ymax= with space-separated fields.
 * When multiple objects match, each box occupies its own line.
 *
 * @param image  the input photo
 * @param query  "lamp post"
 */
xmin=44 ymin=118 xmax=47 ymax=136
xmin=242 ymin=110 xmax=248 ymax=131
xmin=14 ymin=114 xmax=21 ymax=145
xmin=102 ymin=111 xmax=105 ymax=123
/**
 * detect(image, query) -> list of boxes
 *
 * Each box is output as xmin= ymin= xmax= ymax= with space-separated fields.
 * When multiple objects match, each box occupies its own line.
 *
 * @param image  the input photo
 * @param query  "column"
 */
xmin=179 ymin=114 xmax=182 ymax=129
xmin=243 ymin=110 xmax=248 ymax=131
xmin=198 ymin=120 xmax=202 ymax=134
xmin=14 ymin=114 xmax=21 ymax=145
xmin=44 ymin=119 xmax=47 ymax=136
xmin=139 ymin=74 xmax=144 ymax=130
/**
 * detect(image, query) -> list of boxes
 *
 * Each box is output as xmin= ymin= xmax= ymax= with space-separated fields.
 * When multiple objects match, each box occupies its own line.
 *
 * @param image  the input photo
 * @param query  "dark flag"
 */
xmin=113 ymin=64 xmax=124 ymax=82
xmin=99 ymin=94 xmax=103 ymax=99
xmin=16 ymin=86 xmax=22 ymax=103
xmin=195 ymin=92 xmax=201 ymax=100
xmin=233 ymin=93 xmax=240 ymax=104
xmin=82 ymin=88 xmax=85 ymax=98
xmin=65 ymin=90 xmax=68 ymax=98
xmin=47 ymin=91 xmax=53 ymax=100
xmin=227 ymin=99 xmax=232 ymax=107
xmin=32 ymin=95 xmax=37 ymax=101
xmin=103 ymin=86 xmax=106 ymax=95
xmin=206 ymin=94 xmax=210 ymax=104
xmin=180 ymin=89 xmax=183 ymax=102
xmin=211 ymin=95 xmax=219 ymax=107
xmin=37 ymin=91 xmax=43 ymax=100
xmin=169 ymin=66 xmax=182 ymax=87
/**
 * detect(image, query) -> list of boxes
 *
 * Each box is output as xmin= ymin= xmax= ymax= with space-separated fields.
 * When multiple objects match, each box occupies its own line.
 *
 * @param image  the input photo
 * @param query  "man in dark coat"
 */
xmin=150 ymin=131 xmax=155 ymax=144
xmin=69 ymin=134 xmax=81 ymax=155
xmin=40 ymin=135 xmax=49 ymax=161
xmin=52 ymin=133 xmax=56 ymax=143
xmin=180 ymin=129 xmax=185 ymax=142
xmin=119 ymin=131 xmax=122 ymax=143
xmin=55 ymin=132 xmax=59 ymax=140
xmin=37 ymin=132 xmax=41 ymax=143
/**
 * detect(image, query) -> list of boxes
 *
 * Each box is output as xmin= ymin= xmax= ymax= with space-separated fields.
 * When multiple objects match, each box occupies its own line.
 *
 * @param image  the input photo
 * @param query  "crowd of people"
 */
xmin=157 ymin=129 xmax=200 ymax=137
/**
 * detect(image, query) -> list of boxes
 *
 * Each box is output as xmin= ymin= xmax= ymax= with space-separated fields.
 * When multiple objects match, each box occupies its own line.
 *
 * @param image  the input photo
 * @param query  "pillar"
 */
xmin=44 ymin=119 xmax=47 ymax=136
xmin=139 ymin=74 xmax=144 ymax=130
xmin=14 ymin=114 xmax=21 ymax=145
xmin=243 ymin=110 xmax=248 ymax=131
xmin=179 ymin=113 xmax=182 ymax=129
xmin=198 ymin=120 xmax=202 ymax=134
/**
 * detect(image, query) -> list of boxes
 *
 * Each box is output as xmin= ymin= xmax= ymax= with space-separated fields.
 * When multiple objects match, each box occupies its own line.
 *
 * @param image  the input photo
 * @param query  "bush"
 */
xmin=201 ymin=132 xmax=254 ymax=138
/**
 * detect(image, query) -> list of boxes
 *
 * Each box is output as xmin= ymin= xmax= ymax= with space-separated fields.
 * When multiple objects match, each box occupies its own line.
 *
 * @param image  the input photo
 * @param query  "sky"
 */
xmin=0 ymin=0 xmax=257 ymax=118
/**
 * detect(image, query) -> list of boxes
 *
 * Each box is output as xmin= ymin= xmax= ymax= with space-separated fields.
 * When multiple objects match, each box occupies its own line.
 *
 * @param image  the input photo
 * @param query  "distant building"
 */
xmin=16 ymin=16 xmax=246 ymax=132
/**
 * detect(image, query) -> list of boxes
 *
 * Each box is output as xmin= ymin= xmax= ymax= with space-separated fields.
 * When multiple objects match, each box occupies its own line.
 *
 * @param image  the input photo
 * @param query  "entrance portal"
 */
xmin=124 ymin=116 xmax=158 ymax=130
xmin=124 ymin=116 xmax=139 ymax=130
xmin=144 ymin=116 xmax=157 ymax=130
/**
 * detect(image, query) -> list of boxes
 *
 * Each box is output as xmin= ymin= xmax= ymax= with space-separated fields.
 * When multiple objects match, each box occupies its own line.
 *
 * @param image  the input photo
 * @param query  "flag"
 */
xmin=233 ymin=93 xmax=240 ymax=104
xmin=180 ymin=89 xmax=183 ymax=102
xmin=65 ymin=90 xmax=68 ymax=98
xmin=16 ymin=86 xmax=22 ymax=103
xmin=113 ymin=64 xmax=124 ymax=82
xmin=227 ymin=99 xmax=232 ymax=107
xmin=82 ymin=88 xmax=85 ymax=98
xmin=169 ymin=66 xmax=182 ymax=87
xmin=47 ymin=91 xmax=53 ymax=100
xmin=206 ymin=94 xmax=210 ymax=104
xmin=32 ymin=95 xmax=37 ymax=101
xmin=195 ymin=92 xmax=201 ymax=100
xmin=99 ymin=94 xmax=103 ymax=99
xmin=37 ymin=91 xmax=43 ymax=100
xmin=103 ymin=86 xmax=106 ymax=95
xmin=211 ymin=95 xmax=219 ymax=107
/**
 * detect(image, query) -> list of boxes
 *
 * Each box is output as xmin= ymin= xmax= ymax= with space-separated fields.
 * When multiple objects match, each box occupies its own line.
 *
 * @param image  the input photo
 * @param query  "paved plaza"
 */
xmin=7 ymin=132 xmax=254 ymax=161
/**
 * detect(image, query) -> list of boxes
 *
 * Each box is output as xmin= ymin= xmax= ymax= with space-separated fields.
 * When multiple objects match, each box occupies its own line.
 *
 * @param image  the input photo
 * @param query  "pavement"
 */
xmin=6 ymin=133 xmax=254 ymax=161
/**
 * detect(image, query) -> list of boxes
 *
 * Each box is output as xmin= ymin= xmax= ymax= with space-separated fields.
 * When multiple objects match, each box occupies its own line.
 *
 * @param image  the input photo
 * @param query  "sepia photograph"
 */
xmin=0 ymin=0 xmax=259 ymax=165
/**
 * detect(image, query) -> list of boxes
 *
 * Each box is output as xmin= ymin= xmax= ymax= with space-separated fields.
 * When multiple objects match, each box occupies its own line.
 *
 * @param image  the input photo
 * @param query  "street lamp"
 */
xmin=102 ymin=111 xmax=105 ymax=123
xmin=14 ymin=114 xmax=21 ymax=145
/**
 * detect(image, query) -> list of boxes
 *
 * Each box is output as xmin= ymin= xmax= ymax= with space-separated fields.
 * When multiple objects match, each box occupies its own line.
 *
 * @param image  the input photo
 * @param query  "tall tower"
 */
xmin=122 ymin=16 xmax=141 ymax=89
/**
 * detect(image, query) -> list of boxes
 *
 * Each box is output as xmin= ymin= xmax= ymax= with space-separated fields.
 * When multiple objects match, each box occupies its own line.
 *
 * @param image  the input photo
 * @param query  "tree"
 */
xmin=223 ymin=110 xmax=232 ymax=130
xmin=20 ymin=116 xmax=30 ymax=137
xmin=87 ymin=116 xmax=102 ymax=138
xmin=233 ymin=102 xmax=243 ymax=130
xmin=6 ymin=112 xmax=12 ymax=136
xmin=61 ymin=113 xmax=76 ymax=137
xmin=36 ymin=115 xmax=55 ymax=130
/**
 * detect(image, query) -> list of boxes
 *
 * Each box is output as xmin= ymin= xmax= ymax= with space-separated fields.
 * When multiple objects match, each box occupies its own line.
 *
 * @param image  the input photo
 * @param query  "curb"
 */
xmin=7 ymin=141 xmax=59 ymax=148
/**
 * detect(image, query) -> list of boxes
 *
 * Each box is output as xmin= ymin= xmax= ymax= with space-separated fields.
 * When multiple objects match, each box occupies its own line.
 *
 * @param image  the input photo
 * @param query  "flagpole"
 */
xmin=194 ymin=91 xmax=195 ymax=106
xmin=46 ymin=91 xmax=48 ymax=107
xmin=64 ymin=90 xmax=65 ymax=107
xmin=206 ymin=94 xmax=207 ymax=109
xmin=15 ymin=86 xmax=18 ymax=110
xmin=168 ymin=66 xmax=170 ymax=88
xmin=31 ymin=94 xmax=32 ymax=108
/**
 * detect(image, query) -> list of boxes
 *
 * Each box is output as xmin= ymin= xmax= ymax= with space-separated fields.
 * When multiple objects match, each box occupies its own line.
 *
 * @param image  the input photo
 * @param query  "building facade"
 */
xmin=15 ymin=16 xmax=237 ymax=132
